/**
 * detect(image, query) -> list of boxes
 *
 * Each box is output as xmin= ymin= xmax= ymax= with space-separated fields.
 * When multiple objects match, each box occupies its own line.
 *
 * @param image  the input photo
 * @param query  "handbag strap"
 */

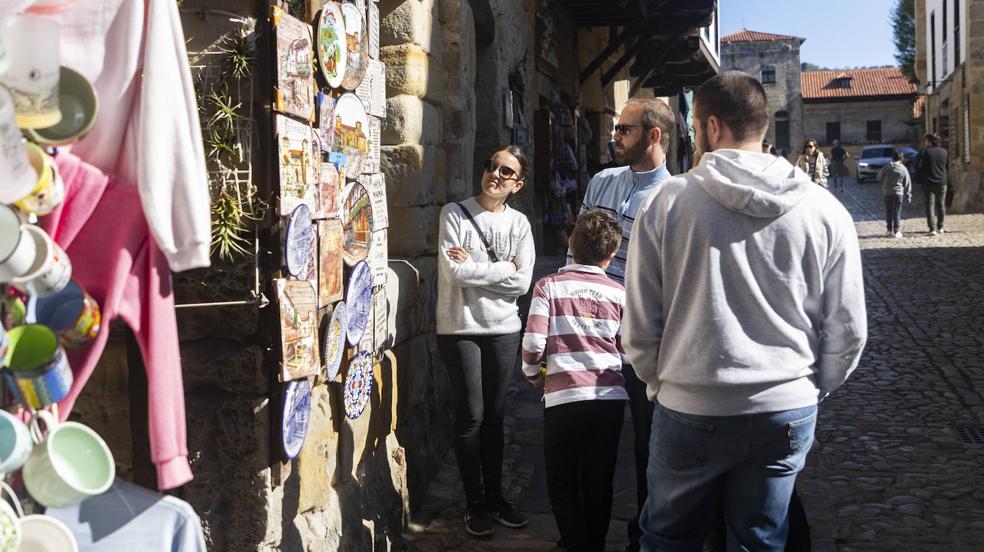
xmin=455 ymin=202 xmax=499 ymax=262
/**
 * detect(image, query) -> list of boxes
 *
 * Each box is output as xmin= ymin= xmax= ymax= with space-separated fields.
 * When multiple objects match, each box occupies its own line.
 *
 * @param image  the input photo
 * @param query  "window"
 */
xmin=761 ymin=66 xmax=776 ymax=85
xmin=955 ymin=0 xmax=961 ymax=66
xmin=837 ymin=77 xmax=853 ymax=88
xmin=939 ymin=99 xmax=950 ymax=147
xmin=825 ymin=122 xmax=841 ymax=145
xmin=965 ymin=95 xmax=971 ymax=163
xmin=931 ymin=12 xmax=937 ymax=87
xmin=943 ymin=0 xmax=948 ymax=72
xmin=774 ymin=111 xmax=790 ymax=150
xmin=866 ymin=120 xmax=882 ymax=143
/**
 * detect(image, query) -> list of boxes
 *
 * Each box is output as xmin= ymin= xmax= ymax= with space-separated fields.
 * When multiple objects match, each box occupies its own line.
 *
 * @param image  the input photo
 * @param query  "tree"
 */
xmin=891 ymin=0 xmax=917 ymax=83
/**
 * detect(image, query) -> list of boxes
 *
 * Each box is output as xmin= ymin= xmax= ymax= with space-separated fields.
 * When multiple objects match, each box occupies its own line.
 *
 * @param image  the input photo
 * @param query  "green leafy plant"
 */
xmin=205 ymin=126 xmax=239 ymax=163
xmin=210 ymin=188 xmax=267 ymax=262
xmin=207 ymin=87 xmax=242 ymax=131
xmin=219 ymin=32 xmax=255 ymax=81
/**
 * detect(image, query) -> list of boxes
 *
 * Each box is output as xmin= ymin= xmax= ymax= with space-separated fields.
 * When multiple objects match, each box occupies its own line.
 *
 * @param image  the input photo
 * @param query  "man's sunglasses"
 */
xmin=613 ymin=124 xmax=652 ymax=136
xmin=484 ymin=160 xmax=521 ymax=179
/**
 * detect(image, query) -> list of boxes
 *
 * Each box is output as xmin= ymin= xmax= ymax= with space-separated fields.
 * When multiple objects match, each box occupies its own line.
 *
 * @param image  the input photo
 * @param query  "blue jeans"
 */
xmin=885 ymin=194 xmax=903 ymax=233
xmin=640 ymin=403 xmax=817 ymax=552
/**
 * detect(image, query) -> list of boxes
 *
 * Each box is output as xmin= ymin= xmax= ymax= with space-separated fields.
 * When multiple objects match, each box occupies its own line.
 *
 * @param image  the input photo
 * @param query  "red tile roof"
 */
xmin=801 ymin=67 xmax=917 ymax=100
xmin=721 ymin=29 xmax=803 ymax=43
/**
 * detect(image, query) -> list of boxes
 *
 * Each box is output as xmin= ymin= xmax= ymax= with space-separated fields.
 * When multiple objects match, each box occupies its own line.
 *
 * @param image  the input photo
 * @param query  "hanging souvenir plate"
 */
xmin=331 ymin=93 xmax=369 ymax=178
xmin=318 ymin=219 xmax=344 ymax=306
xmin=315 ymin=3 xmax=347 ymax=89
xmin=284 ymin=203 xmax=316 ymax=277
xmin=273 ymin=8 xmax=316 ymax=121
xmin=324 ymin=302 xmax=347 ymax=380
xmin=276 ymin=115 xmax=316 ymax=215
xmin=340 ymin=2 xmax=368 ymax=90
xmin=343 ymin=351 xmax=373 ymax=419
xmin=341 ymin=181 xmax=373 ymax=265
xmin=345 ymin=261 xmax=372 ymax=346
xmin=277 ymin=279 xmax=320 ymax=381
xmin=282 ymin=377 xmax=312 ymax=459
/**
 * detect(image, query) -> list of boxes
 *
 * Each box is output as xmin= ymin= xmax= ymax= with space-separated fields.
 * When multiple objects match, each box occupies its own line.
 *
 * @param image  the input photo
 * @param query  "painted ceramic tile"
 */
xmin=368 ymin=1 xmax=380 ymax=60
xmin=317 ymin=92 xmax=336 ymax=150
xmin=343 ymin=351 xmax=373 ymax=419
xmin=345 ymin=260 xmax=373 ymax=346
xmin=318 ymin=219 xmax=344 ymax=306
xmin=331 ymin=93 xmax=369 ymax=178
xmin=340 ymin=1 xmax=368 ymax=90
xmin=277 ymin=278 xmax=320 ymax=381
xmin=315 ymin=2 xmax=347 ymax=88
xmin=316 ymin=155 xmax=341 ymax=219
xmin=369 ymin=60 xmax=386 ymax=118
xmin=273 ymin=8 xmax=316 ymax=121
xmin=323 ymin=301 xmax=346 ymax=381
xmin=366 ymin=173 xmax=388 ymax=229
xmin=276 ymin=115 xmax=317 ymax=215
xmin=357 ymin=306 xmax=374 ymax=358
xmin=372 ymin=287 xmax=389 ymax=352
xmin=368 ymin=229 xmax=387 ymax=286
xmin=341 ymin=181 xmax=373 ymax=265
xmin=281 ymin=377 xmax=311 ymax=459
xmin=362 ymin=117 xmax=381 ymax=174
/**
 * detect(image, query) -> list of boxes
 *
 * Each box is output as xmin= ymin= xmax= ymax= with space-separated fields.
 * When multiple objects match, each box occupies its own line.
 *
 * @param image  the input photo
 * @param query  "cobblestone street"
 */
xmin=402 ymin=177 xmax=984 ymax=551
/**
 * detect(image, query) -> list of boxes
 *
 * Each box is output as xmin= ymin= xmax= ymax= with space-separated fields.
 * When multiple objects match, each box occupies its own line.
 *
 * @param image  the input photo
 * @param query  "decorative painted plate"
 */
xmin=281 ymin=377 xmax=312 ymax=459
xmin=345 ymin=261 xmax=372 ymax=346
xmin=340 ymin=2 xmax=368 ymax=90
xmin=324 ymin=301 xmax=347 ymax=380
xmin=284 ymin=203 xmax=316 ymax=277
xmin=341 ymin=181 xmax=373 ymax=265
xmin=343 ymin=351 xmax=373 ymax=419
xmin=331 ymin=93 xmax=369 ymax=178
xmin=315 ymin=3 xmax=347 ymax=89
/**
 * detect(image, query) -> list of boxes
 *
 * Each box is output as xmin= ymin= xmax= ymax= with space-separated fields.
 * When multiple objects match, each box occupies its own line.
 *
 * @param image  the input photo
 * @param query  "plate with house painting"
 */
xmin=315 ymin=2 xmax=347 ymax=89
xmin=273 ymin=7 xmax=316 ymax=121
xmin=323 ymin=301 xmax=346 ymax=380
xmin=281 ymin=377 xmax=311 ymax=459
xmin=339 ymin=2 xmax=368 ymax=90
xmin=345 ymin=260 xmax=372 ymax=346
xmin=341 ymin=181 xmax=373 ymax=265
xmin=331 ymin=93 xmax=369 ymax=178
xmin=343 ymin=351 xmax=373 ymax=419
xmin=276 ymin=115 xmax=316 ymax=215
xmin=318 ymin=219 xmax=344 ymax=306
xmin=284 ymin=203 xmax=316 ymax=277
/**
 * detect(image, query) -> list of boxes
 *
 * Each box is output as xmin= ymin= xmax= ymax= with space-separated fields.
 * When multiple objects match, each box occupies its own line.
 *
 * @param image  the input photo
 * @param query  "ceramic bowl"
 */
xmin=25 ymin=67 xmax=97 ymax=146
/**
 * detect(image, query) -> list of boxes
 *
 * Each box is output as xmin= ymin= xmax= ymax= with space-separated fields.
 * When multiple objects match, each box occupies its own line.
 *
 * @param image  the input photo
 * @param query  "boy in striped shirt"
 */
xmin=522 ymin=209 xmax=628 ymax=551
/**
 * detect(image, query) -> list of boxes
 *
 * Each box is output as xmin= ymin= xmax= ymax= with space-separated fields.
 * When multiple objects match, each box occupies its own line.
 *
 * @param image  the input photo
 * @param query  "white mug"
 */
xmin=0 ymin=482 xmax=24 ymax=552
xmin=11 ymin=225 xmax=71 ymax=297
xmin=14 ymin=514 xmax=77 ymax=552
xmin=0 ymin=410 xmax=32 ymax=475
xmin=0 ymin=15 xmax=61 ymax=129
xmin=0 ymin=206 xmax=33 ymax=284
xmin=0 ymin=88 xmax=35 ymax=202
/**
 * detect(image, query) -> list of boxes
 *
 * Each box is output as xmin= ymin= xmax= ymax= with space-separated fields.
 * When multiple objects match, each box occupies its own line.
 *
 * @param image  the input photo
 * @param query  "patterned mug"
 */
xmin=2 ymin=325 xmax=73 ymax=410
xmin=33 ymin=280 xmax=101 ymax=349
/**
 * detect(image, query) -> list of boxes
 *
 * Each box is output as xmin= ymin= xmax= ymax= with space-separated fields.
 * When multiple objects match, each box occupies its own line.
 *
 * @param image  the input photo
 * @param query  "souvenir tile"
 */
xmin=369 ymin=60 xmax=386 ymax=118
xmin=276 ymin=115 xmax=317 ymax=215
xmin=372 ymin=287 xmax=389 ymax=352
xmin=316 ymin=153 xmax=341 ymax=219
xmin=315 ymin=2 xmax=347 ymax=89
xmin=361 ymin=117 xmax=381 ymax=174
xmin=368 ymin=1 xmax=379 ymax=60
xmin=340 ymin=1 xmax=368 ymax=90
xmin=343 ymin=351 xmax=373 ymax=419
xmin=284 ymin=203 xmax=316 ymax=278
xmin=273 ymin=8 xmax=316 ymax=121
xmin=341 ymin=181 xmax=373 ymax=265
xmin=368 ymin=229 xmax=387 ymax=286
xmin=276 ymin=279 xmax=320 ymax=381
xmin=318 ymin=219 xmax=344 ymax=306
xmin=323 ymin=301 xmax=346 ymax=380
xmin=281 ymin=377 xmax=311 ymax=459
xmin=317 ymin=92 xmax=336 ymax=150
xmin=365 ymin=174 xmax=388 ymax=229
xmin=357 ymin=307 xmax=374 ymax=358
xmin=331 ymin=93 xmax=369 ymax=178
xmin=345 ymin=261 xmax=372 ymax=346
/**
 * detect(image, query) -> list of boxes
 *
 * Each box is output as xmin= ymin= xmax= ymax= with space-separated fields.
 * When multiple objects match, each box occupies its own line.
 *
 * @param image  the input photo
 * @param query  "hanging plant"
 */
xmin=205 ymin=126 xmax=239 ymax=164
xmin=219 ymin=31 xmax=255 ymax=81
xmin=210 ymin=186 xmax=267 ymax=262
xmin=207 ymin=87 xmax=242 ymax=131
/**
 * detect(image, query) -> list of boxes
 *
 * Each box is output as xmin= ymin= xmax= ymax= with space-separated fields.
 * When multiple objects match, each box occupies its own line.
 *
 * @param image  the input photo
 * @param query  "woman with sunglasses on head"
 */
xmin=795 ymin=139 xmax=829 ymax=188
xmin=436 ymin=145 xmax=535 ymax=539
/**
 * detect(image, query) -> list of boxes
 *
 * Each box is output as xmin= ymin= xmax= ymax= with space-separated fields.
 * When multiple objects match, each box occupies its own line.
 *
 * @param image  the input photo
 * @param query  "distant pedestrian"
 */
xmin=877 ymin=149 xmax=912 ymax=238
xmin=915 ymin=133 xmax=949 ymax=235
xmin=524 ymin=209 xmax=628 ymax=552
xmin=828 ymin=139 xmax=850 ymax=192
xmin=795 ymin=139 xmax=829 ymax=188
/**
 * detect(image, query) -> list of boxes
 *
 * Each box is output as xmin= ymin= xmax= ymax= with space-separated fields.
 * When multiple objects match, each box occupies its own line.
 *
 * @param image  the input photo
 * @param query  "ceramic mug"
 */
xmin=23 ymin=410 xmax=114 ymax=509
xmin=0 ymin=88 xmax=35 ymax=202
xmin=0 ymin=207 xmax=34 ymax=284
xmin=0 ymin=482 xmax=24 ymax=552
xmin=0 ymin=410 xmax=32 ymax=475
xmin=0 ymin=15 xmax=61 ymax=129
xmin=3 ymin=325 xmax=73 ymax=410
xmin=14 ymin=514 xmax=77 ymax=552
xmin=12 ymin=226 xmax=71 ymax=298
xmin=13 ymin=144 xmax=64 ymax=216
xmin=34 ymin=280 xmax=101 ymax=349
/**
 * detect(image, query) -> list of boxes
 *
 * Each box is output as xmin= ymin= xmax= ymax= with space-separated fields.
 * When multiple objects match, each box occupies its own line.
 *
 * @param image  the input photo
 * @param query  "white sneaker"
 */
xmin=894 ymin=232 xmax=903 ymax=238
xmin=939 ymin=229 xmax=946 ymax=234
xmin=929 ymin=230 xmax=939 ymax=236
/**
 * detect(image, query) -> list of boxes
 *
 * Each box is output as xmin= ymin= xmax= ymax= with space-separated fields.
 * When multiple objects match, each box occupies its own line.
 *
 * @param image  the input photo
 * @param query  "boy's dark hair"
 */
xmin=570 ymin=209 xmax=622 ymax=265
xmin=694 ymin=71 xmax=769 ymax=141
xmin=892 ymin=148 xmax=905 ymax=162
xmin=925 ymin=133 xmax=941 ymax=147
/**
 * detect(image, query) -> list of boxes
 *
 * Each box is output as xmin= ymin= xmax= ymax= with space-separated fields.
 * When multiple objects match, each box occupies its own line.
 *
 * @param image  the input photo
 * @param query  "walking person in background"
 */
xmin=437 ymin=145 xmax=535 ymax=538
xmin=624 ymin=71 xmax=867 ymax=551
xmin=570 ymin=97 xmax=675 ymax=552
xmin=829 ymin=139 xmax=850 ymax=192
xmin=878 ymin=149 xmax=912 ymax=238
xmin=916 ymin=133 xmax=949 ymax=235
xmin=795 ymin=139 xmax=829 ymax=188
xmin=524 ymin=210 xmax=629 ymax=552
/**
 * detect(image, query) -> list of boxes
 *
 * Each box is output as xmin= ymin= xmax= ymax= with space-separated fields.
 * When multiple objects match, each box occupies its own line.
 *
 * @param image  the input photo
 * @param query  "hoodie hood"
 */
xmin=691 ymin=149 xmax=814 ymax=218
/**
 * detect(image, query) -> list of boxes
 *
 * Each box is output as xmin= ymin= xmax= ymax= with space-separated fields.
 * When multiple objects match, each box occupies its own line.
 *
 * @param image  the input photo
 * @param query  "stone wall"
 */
xmin=802 ymin=99 xmax=918 ymax=147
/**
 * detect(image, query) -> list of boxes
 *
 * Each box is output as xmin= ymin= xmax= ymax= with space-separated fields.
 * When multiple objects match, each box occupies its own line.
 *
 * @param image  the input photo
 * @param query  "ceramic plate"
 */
xmin=345 ymin=261 xmax=372 ymax=346
xmin=343 ymin=351 xmax=373 ymax=419
xmin=341 ymin=182 xmax=373 ymax=265
xmin=340 ymin=2 xmax=368 ymax=90
xmin=284 ymin=203 xmax=316 ymax=277
xmin=281 ymin=378 xmax=312 ymax=459
xmin=315 ymin=3 xmax=347 ymax=89
xmin=324 ymin=301 xmax=346 ymax=380
xmin=25 ymin=66 xmax=97 ymax=146
xmin=331 ymin=93 xmax=369 ymax=178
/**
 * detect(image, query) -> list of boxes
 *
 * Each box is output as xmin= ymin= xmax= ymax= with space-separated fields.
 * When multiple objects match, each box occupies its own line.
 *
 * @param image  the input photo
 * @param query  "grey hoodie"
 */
xmin=623 ymin=150 xmax=867 ymax=416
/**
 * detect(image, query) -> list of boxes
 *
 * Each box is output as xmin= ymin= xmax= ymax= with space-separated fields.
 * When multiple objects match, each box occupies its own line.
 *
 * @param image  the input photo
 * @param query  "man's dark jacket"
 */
xmin=916 ymin=146 xmax=948 ymax=187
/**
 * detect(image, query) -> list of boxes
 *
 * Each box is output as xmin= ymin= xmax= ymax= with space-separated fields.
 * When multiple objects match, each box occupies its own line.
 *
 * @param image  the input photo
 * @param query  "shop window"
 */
xmin=866 ymin=120 xmax=882 ymax=143
xmin=761 ymin=66 xmax=776 ymax=85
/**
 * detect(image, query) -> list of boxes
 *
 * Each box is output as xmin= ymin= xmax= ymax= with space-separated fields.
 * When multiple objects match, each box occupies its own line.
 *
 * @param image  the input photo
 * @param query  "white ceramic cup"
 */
xmin=22 ymin=411 xmax=114 ymax=508
xmin=11 ymin=225 xmax=71 ymax=297
xmin=0 ymin=481 xmax=23 ymax=552
xmin=0 ymin=410 xmax=32 ymax=475
xmin=0 ymin=15 xmax=60 ymax=129
xmin=14 ymin=514 xmax=76 ymax=552
xmin=0 ymin=88 xmax=35 ymax=202
xmin=0 ymin=207 xmax=33 ymax=284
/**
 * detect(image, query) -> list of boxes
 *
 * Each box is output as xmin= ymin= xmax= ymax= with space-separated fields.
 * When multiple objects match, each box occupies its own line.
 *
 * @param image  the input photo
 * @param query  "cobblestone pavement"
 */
xmin=402 ymin=177 xmax=984 ymax=551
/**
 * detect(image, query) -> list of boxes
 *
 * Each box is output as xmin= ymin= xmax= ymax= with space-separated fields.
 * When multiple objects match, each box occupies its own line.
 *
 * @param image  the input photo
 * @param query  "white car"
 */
xmin=856 ymin=145 xmax=898 ymax=182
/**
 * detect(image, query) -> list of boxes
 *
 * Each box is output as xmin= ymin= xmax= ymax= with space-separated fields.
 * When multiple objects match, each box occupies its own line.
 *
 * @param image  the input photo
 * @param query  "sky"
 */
xmin=720 ymin=0 xmax=899 ymax=69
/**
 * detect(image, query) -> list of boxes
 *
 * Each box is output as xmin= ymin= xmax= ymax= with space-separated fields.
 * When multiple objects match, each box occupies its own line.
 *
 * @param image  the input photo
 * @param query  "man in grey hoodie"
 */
xmin=623 ymin=71 xmax=867 ymax=551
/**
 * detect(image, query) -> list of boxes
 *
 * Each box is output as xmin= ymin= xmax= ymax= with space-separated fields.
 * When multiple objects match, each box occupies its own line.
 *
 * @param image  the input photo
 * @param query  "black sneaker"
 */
xmin=487 ymin=499 xmax=528 ymax=528
xmin=464 ymin=504 xmax=494 ymax=538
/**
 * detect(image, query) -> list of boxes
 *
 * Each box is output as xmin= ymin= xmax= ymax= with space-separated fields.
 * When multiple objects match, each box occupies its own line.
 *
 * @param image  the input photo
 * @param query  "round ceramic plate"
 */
xmin=343 ymin=351 xmax=373 ymax=419
xmin=281 ymin=378 xmax=311 ymax=459
xmin=315 ymin=3 xmax=347 ymax=89
xmin=324 ymin=301 xmax=347 ymax=380
xmin=331 ymin=93 xmax=368 ymax=178
xmin=341 ymin=181 xmax=373 ymax=265
xmin=345 ymin=261 xmax=372 ymax=346
xmin=339 ymin=2 xmax=368 ymax=90
xmin=24 ymin=66 xmax=97 ymax=146
xmin=284 ymin=203 xmax=316 ymax=277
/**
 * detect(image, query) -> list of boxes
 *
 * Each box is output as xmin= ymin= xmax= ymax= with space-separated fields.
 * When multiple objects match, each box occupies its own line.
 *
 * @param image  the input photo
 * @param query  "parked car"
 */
xmin=857 ymin=144 xmax=908 ymax=182
xmin=898 ymin=146 xmax=920 ymax=174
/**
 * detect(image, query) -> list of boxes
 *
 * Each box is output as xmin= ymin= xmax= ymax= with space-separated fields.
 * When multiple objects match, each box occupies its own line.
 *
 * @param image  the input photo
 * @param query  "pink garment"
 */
xmin=41 ymin=152 xmax=191 ymax=490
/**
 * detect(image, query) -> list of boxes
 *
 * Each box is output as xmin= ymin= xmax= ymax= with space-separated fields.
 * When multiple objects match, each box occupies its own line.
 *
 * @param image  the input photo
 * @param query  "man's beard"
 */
xmin=697 ymin=120 xmax=713 ymax=157
xmin=616 ymin=134 xmax=649 ymax=166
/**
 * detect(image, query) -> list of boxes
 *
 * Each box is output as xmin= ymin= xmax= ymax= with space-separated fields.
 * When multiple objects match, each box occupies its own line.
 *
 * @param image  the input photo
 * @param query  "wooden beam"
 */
xmin=580 ymin=26 xmax=636 ymax=83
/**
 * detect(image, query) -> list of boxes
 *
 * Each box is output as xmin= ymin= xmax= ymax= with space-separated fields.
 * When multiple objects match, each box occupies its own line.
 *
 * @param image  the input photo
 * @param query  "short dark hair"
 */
xmin=694 ymin=71 xmax=769 ymax=141
xmin=570 ymin=209 xmax=622 ymax=265
xmin=925 ymin=133 xmax=941 ymax=147
xmin=892 ymin=148 xmax=905 ymax=162
xmin=492 ymin=145 xmax=530 ymax=179
xmin=624 ymin=97 xmax=676 ymax=150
